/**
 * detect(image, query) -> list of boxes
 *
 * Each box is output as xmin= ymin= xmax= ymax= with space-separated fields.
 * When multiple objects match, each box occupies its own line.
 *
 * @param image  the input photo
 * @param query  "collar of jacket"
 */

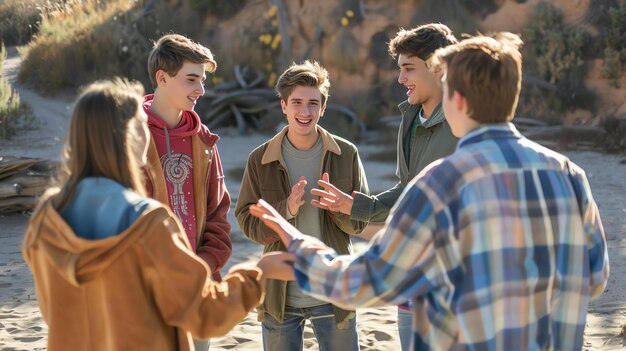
xmin=261 ymin=125 xmax=341 ymax=165
xmin=398 ymin=100 xmax=446 ymax=128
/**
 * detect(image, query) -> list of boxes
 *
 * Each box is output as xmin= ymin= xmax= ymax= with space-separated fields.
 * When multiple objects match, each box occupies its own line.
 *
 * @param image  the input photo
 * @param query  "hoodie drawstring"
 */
xmin=164 ymin=126 xmax=174 ymax=166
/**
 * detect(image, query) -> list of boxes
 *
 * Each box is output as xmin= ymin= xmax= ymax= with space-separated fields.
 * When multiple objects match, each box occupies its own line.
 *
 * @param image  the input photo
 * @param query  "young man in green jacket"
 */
xmin=311 ymin=23 xmax=459 ymax=350
xmin=235 ymin=60 xmax=369 ymax=351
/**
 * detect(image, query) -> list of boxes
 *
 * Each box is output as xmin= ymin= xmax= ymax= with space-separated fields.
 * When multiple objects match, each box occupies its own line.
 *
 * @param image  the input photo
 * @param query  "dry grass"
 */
xmin=17 ymin=0 xmax=149 ymax=95
xmin=0 ymin=43 xmax=37 ymax=140
xmin=0 ymin=0 xmax=46 ymax=46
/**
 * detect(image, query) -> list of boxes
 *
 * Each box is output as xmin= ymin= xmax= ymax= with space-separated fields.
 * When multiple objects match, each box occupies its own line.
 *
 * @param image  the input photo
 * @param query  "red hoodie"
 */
xmin=144 ymin=97 xmax=200 ymax=249
xmin=142 ymin=95 xmax=232 ymax=280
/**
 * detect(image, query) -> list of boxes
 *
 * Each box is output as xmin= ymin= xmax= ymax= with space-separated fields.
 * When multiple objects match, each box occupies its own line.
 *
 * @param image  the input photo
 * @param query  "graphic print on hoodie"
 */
xmin=144 ymin=95 xmax=199 ymax=250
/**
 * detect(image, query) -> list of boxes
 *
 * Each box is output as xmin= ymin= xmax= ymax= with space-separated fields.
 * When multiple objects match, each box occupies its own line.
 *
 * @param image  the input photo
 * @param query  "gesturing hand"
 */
xmin=250 ymin=199 xmax=302 ymax=248
xmin=310 ymin=172 xmax=353 ymax=216
xmin=256 ymin=251 xmax=297 ymax=281
xmin=288 ymin=176 xmax=307 ymax=216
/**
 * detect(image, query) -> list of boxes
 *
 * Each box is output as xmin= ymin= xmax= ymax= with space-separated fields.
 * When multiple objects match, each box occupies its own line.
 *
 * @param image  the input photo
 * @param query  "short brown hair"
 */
xmin=147 ymin=34 xmax=217 ymax=88
xmin=433 ymin=32 xmax=523 ymax=124
xmin=275 ymin=60 xmax=330 ymax=105
xmin=388 ymin=23 xmax=458 ymax=60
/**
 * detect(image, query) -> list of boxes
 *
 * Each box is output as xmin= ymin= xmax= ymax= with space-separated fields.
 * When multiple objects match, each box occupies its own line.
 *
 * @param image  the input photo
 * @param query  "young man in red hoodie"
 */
xmin=143 ymin=34 xmax=232 ymax=351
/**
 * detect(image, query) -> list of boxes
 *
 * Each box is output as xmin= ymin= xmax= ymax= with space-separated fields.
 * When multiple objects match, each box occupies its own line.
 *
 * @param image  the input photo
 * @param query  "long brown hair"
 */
xmin=50 ymin=78 xmax=146 ymax=211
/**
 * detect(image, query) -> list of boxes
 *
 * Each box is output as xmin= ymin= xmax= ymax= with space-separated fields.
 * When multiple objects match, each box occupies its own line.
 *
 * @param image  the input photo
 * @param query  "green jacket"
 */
xmin=235 ymin=126 xmax=369 ymax=326
xmin=351 ymin=100 xmax=458 ymax=223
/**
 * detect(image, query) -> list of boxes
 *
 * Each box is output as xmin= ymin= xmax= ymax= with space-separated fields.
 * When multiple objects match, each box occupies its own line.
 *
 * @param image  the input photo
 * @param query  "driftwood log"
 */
xmin=364 ymin=115 xmax=608 ymax=151
xmin=201 ymin=65 xmax=365 ymax=136
xmin=0 ymin=157 xmax=56 ymax=214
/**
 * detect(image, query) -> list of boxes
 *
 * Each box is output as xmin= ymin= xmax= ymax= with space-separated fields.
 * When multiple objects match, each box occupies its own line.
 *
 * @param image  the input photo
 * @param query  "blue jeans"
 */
xmin=262 ymin=304 xmax=359 ymax=351
xmin=397 ymin=307 xmax=412 ymax=351
xmin=193 ymin=338 xmax=209 ymax=351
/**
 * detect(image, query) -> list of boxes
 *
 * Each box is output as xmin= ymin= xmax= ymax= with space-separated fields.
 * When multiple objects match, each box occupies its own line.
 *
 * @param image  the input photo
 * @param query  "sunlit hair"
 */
xmin=49 ymin=78 xmax=147 ymax=211
xmin=275 ymin=60 xmax=330 ymax=105
xmin=388 ymin=23 xmax=458 ymax=60
xmin=432 ymin=32 xmax=523 ymax=123
xmin=147 ymin=33 xmax=217 ymax=88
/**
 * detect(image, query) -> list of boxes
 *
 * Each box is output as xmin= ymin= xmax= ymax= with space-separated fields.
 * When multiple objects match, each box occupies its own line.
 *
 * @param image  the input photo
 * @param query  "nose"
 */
xmin=398 ymin=71 xmax=406 ymax=85
xmin=197 ymin=81 xmax=205 ymax=96
xmin=296 ymin=104 xmax=314 ymax=117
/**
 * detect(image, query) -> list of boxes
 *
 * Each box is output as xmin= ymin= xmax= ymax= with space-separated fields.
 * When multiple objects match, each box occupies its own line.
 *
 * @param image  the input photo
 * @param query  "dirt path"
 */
xmin=0 ymin=46 xmax=73 ymax=160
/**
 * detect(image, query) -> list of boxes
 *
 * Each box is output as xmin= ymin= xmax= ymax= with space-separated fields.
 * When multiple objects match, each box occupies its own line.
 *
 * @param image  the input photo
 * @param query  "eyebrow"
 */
xmin=290 ymin=98 xmax=320 ymax=103
xmin=186 ymin=73 xmax=205 ymax=80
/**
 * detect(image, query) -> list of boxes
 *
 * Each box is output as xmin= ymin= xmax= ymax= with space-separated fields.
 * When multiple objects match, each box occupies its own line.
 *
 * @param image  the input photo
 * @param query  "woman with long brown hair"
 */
xmin=22 ymin=78 xmax=294 ymax=351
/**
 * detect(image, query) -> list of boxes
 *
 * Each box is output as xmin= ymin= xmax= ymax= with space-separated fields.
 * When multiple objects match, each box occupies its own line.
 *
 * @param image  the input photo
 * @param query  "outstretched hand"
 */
xmin=250 ymin=199 xmax=303 ymax=248
xmin=256 ymin=251 xmax=297 ymax=281
xmin=311 ymin=172 xmax=354 ymax=215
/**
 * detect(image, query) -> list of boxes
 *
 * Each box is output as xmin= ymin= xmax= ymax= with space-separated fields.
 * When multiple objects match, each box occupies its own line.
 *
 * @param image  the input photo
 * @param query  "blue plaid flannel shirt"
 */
xmin=288 ymin=123 xmax=609 ymax=350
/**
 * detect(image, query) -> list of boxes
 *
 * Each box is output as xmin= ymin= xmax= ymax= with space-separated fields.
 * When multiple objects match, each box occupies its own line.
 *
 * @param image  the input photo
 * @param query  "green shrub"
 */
xmin=597 ymin=116 xmax=626 ymax=153
xmin=600 ymin=0 xmax=626 ymax=85
xmin=521 ymin=1 xmax=594 ymax=117
xmin=605 ymin=0 xmax=626 ymax=54
xmin=586 ymin=0 xmax=619 ymax=27
xmin=329 ymin=28 xmax=361 ymax=74
xmin=188 ymin=0 xmax=247 ymax=20
xmin=0 ymin=0 xmax=46 ymax=46
xmin=411 ymin=0 xmax=477 ymax=35
xmin=0 ymin=43 xmax=37 ymax=140
xmin=603 ymin=48 xmax=621 ymax=86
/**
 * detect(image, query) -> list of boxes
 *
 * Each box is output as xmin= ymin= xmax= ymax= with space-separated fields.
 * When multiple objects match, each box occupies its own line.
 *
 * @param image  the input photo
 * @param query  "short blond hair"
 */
xmin=275 ymin=60 xmax=330 ymax=105
xmin=147 ymin=34 xmax=217 ymax=88
xmin=433 ymin=32 xmax=523 ymax=124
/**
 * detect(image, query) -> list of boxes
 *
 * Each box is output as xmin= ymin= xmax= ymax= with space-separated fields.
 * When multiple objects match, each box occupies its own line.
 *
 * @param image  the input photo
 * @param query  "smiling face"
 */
xmin=157 ymin=61 xmax=206 ymax=112
xmin=397 ymin=54 xmax=440 ymax=107
xmin=281 ymin=85 xmax=325 ymax=148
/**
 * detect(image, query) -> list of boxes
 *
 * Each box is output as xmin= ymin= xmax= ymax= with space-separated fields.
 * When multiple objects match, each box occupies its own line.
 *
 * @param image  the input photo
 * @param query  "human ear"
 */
xmin=280 ymin=99 xmax=287 ymax=114
xmin=155 ymin=70 xmax=167 ymax=86
xmin=454 ymin=91 xmax=465 ymax=113
xmin=433 ymin=67 xmax=443 ymax=82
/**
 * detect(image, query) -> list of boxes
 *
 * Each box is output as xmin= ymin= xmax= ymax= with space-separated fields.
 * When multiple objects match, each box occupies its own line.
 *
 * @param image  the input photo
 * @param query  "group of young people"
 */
xmin=22 ymin=22 xmax=608 ymax=351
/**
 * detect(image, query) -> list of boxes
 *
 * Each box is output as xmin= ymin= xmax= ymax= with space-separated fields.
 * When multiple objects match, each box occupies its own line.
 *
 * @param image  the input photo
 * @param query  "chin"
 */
xmin=408 ymin=97 xmax=421 ymax=105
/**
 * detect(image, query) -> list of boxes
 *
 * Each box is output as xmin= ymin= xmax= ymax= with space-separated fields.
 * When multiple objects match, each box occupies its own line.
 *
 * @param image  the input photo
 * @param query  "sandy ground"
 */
xmin=1 ymin=47 xmax=625 ymax=350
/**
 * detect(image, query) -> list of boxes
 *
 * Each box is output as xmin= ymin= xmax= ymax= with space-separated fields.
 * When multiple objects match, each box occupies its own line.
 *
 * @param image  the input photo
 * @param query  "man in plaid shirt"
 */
xmin=250 ymin=32 xmax=609 ymax=350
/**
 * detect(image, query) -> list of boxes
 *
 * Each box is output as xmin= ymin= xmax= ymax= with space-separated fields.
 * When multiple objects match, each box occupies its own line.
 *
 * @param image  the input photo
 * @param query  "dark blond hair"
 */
xmin=433 ymin=32 xmax=523 ymax=124
xmin=147 ymin=34 xmax=217 ymax=88
xmin=388 ymin=23 xmax=458 ymax=60
xmin=51 ymin=78 xmax=146 ymax=211
xmin=275 ymin=60 xmax=330 ymax=105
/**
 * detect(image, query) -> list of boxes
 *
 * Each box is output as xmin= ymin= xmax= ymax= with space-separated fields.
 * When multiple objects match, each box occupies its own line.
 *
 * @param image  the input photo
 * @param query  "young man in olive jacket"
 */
xmin=235 ymin=60 xmax=369 ymax=351
xmin=310 ymin=24 xmax=459 ymax=350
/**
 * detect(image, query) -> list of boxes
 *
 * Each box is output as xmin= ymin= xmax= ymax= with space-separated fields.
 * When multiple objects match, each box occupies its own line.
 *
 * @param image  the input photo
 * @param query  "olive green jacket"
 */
xmin=235 ymin=126 xmax=369 ymax=326
xmin=351 ymin=100 xmax=458 ymax=222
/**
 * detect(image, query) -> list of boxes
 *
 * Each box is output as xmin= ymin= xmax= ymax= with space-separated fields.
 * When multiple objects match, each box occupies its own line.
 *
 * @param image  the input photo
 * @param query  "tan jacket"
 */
xmin=235 ymin=126 xmax=369 ymax=326
xmin=22 ymin=194 xmax=265 ymax=351
xmin=145 ymin=126 xmax=232 ymax=281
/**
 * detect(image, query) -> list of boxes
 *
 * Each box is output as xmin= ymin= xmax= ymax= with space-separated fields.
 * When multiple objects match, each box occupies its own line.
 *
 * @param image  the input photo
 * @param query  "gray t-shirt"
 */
xmin=282 ymin=136 xmax=326 ymax=308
